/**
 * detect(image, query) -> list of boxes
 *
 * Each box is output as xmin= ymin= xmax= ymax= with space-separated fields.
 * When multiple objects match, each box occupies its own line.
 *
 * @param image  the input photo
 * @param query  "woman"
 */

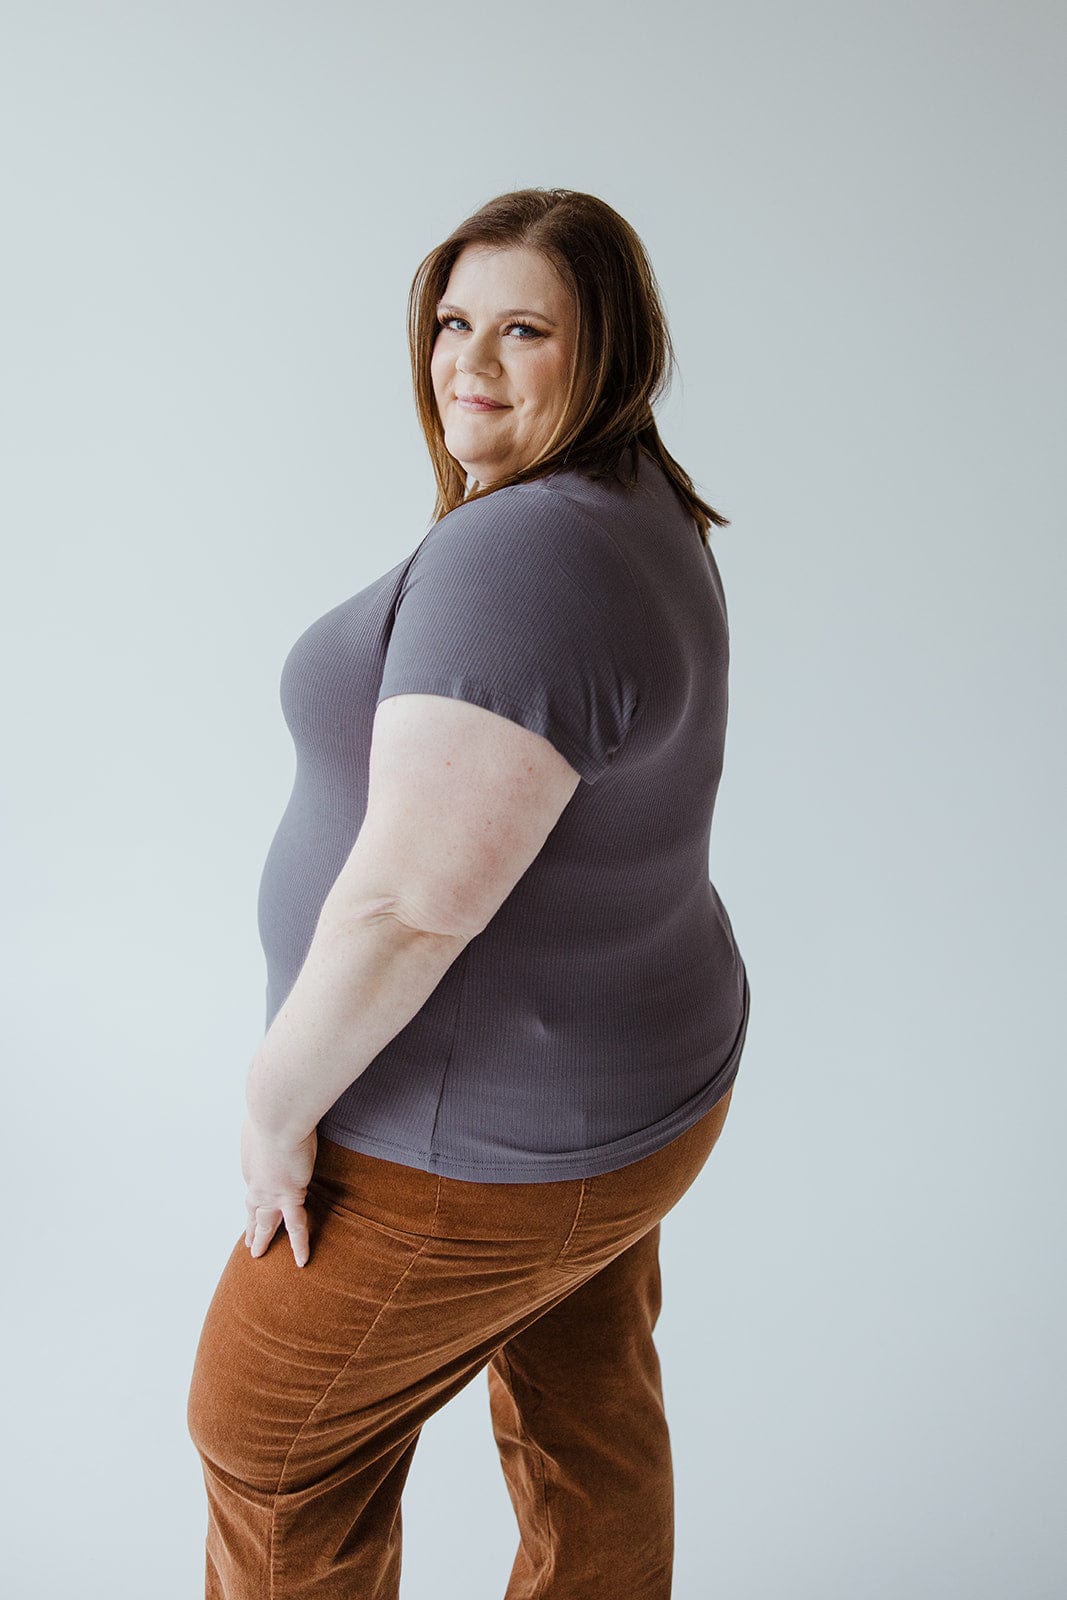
xmin=187 ymin=186 xmax=751 ymax=1600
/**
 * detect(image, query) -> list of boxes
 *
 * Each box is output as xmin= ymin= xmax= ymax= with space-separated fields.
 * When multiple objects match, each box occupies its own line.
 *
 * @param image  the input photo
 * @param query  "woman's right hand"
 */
xmin=240 ymin=1113 xmax=317 ymax=1267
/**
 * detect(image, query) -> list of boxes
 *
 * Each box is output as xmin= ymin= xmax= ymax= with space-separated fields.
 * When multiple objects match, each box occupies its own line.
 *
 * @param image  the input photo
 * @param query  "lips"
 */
xmin=455 ymin=394 xmax=509 ymax=410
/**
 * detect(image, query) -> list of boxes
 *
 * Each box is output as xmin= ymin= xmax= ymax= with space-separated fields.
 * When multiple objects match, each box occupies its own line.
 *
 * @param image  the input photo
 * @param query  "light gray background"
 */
xmin=2 ymin=3 xmax=1063 ymax=1597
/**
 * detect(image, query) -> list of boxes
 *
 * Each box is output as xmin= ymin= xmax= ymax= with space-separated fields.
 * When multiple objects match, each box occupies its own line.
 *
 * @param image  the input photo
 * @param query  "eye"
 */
xmin=435 ymin=315 xmax=544 ymax=341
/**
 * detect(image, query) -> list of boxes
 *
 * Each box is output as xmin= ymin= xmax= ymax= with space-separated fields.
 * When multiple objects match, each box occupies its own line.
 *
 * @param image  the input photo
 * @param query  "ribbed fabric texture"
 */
xmin=256 ymin=444 xmax=749 ymax=1182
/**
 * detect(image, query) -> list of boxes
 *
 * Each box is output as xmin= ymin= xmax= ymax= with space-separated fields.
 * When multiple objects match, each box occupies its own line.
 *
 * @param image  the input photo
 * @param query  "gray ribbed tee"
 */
xmin=256 ymin=443 xmax=750 ymax=1182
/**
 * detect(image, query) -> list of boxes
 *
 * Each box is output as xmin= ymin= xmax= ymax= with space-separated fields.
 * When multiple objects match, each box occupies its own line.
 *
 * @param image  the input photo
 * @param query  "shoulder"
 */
xmin=412 ymin=472 xmax=645 ymax=618
xmin=417 ymin=475 xmax=587 ymax=560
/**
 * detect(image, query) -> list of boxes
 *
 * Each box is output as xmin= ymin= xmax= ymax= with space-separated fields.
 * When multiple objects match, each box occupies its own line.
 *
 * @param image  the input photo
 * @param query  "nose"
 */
xmin=455 ymin=329 xmax=502 ymax=378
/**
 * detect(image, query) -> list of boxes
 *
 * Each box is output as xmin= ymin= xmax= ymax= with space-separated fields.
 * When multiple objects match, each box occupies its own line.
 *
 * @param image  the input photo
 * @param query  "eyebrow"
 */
xmin=436 ymin=302 xmax=558 ymax=328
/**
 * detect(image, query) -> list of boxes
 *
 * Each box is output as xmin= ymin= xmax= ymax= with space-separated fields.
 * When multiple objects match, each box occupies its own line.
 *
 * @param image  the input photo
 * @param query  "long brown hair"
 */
xmin=407 ymin=187 xmax=730 ymax=547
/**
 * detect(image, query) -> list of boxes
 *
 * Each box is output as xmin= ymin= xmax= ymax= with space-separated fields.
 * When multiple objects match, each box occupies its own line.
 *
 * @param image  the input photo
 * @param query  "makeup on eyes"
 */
xmin=436 ymin=313 xmax=545 ymax=340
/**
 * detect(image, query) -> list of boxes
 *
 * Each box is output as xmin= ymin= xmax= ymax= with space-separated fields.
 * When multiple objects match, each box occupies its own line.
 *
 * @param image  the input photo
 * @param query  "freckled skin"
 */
xmin=431 ymin=243 xmax=578 ymax=487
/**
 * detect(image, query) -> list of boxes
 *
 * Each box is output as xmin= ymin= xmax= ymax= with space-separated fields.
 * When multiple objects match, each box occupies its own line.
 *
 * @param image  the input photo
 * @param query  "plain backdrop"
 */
xmin=2 ymin=3 xmax=1064 ymax=1597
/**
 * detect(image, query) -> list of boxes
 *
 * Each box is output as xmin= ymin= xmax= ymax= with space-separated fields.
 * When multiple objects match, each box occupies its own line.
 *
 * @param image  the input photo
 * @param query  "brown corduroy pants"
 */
xmin=186 ymin=1082 xmax=735 ymax=1599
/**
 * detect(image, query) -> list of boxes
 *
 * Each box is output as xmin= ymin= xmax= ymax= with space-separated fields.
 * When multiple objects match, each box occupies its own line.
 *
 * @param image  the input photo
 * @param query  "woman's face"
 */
xmin=430 ymin=243 xmax=578 ymax=487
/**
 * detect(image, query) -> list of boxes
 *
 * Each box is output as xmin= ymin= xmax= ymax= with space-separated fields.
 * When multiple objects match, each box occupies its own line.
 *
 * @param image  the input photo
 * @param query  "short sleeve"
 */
xmin=376 ymin=486 xmax=648 ymax=784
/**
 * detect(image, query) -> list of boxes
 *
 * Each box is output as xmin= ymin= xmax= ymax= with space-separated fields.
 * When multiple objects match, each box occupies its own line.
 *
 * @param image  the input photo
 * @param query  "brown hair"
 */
xmin=407 ymin=187 xmax=730 ymax=547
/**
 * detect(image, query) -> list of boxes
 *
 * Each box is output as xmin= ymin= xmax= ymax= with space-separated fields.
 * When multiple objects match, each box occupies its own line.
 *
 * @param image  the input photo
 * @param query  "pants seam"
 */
xmin=548 ymin=1179 xmax=586 ymax=1272
xmin=267 ymin=1173 xmax=443 ymax=1599
xmin=499 ymin=1344 xmax=554 ymax=1599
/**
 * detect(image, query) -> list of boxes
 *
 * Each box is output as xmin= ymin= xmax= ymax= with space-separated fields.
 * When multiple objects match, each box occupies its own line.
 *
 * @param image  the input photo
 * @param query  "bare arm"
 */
xmin=244 ymin=691 xmax=582 ymax=1145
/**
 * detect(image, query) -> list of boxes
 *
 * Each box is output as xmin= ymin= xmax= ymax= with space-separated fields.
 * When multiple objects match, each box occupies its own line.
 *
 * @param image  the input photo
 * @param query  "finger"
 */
xmin=283 ymin=1205 xmax=311 ymax=1268
xmin=249 ymin=1207 xmax=282 ymax=1258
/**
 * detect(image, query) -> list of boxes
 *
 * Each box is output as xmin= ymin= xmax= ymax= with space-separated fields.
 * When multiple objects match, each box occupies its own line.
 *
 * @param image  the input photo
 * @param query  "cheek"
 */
xmin=430 ymin=343 xmax=451 ymax=389
xmin=526 ymin=351 xmax=569 ymax=410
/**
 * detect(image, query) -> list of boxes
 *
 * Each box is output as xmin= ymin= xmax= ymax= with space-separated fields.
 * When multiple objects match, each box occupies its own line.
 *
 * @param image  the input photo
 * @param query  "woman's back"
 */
xmin=257 ymin=443 xmax=749 ymax=1181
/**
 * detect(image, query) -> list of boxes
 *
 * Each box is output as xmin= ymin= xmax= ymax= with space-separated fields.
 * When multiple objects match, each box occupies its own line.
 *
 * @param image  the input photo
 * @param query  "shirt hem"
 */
xmin=317 ymin=968 xmax=750 ymax=1184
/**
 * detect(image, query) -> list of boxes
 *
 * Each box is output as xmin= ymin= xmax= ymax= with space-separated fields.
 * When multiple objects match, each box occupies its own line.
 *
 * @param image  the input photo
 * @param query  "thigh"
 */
xmin=186 ymin=1140 xmax=588 ymax=1494
xmin=186 ymin=1167 xmax=442 ymax=1493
